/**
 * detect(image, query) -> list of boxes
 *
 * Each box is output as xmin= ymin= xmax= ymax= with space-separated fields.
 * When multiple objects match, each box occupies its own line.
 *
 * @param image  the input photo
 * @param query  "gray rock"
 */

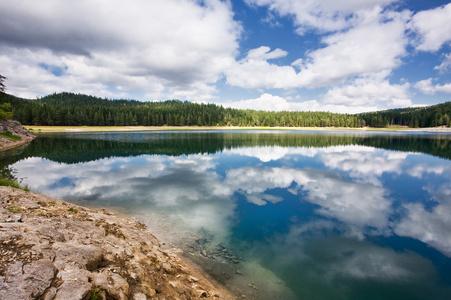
xmin=22 ymin=260 xmax=56 ymax=298
xmin=0 ymin=186 xmax=235 ymax=300
xmin=42 ymin=287 xmax=57 ymax=300
xmin=92 ymin=272 xmax=129 ymax=300
xmin=38 ymin=226 xmax=66 ymax=242
xmin=53 ymin=242 xmax=104 ymax=270
xmin=54 ymin=279 xmax=92 ymax=300
xmin=0 ymin=260 xmax=55 ymax=300
xmin=133 ymin=292 xmax=147 ymax=300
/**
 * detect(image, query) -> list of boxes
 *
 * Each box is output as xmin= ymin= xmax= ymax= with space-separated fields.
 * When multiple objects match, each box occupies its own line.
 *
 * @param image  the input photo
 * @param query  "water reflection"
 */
xmin=4 ymin=131 xmax=451 ymax=299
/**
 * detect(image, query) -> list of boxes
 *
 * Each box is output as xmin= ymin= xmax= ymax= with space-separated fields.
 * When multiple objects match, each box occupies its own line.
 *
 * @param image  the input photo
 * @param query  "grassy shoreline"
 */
xmin=25 ymin=125 xmax=451 ymax=133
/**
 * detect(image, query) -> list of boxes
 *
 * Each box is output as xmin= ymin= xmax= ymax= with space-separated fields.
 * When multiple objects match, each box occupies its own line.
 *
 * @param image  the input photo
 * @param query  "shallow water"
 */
xmin=2 ymin=130 xmax=451 ymax=299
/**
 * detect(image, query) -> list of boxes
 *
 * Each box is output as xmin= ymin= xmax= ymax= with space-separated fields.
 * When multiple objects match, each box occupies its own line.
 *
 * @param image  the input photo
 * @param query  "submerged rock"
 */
xmin=0 ymin=186 xmax=235 ymax=299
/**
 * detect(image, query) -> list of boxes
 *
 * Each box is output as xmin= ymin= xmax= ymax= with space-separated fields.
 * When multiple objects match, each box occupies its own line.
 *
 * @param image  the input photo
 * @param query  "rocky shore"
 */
xmin=0 ymin=186 xmax=235 ymax=299
xmin=0 ymin=119 xmax=35 ymax=151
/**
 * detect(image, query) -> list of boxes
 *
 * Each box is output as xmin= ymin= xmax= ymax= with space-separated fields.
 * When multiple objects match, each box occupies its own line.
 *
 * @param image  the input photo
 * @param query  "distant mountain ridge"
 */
xmin=0 ymin=91 xmax=450 ymax=128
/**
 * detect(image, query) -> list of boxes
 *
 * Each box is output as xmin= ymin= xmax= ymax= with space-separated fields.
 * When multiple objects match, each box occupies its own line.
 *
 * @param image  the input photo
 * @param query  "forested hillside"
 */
xmin=1 ymin=92 xmax=450 ymax=128
xmin=1 ymin=92 xmax=364 ymax=127
xmin=359 ymin=102 xmax=451 ymax=128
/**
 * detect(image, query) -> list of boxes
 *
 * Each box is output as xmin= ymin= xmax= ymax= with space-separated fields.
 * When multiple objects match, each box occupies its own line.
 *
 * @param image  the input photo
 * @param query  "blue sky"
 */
xmin=1 ymin=0 xmax=450 ymax=113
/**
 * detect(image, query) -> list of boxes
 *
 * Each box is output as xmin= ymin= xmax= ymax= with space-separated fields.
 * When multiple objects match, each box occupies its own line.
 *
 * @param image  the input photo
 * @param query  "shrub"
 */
xmin=0 ymin=130 xmax=21 ymax=141
xmin=8 ymin=205 xmax=22 ymax=213
xmin=68 ymin=207 xmax=79 ymax=214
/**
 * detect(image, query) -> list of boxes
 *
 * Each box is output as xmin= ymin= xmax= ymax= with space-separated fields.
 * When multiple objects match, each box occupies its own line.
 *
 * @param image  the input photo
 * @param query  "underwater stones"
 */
xmin=190 ymin=240 xmax=242 ymax=265
xmin=248 ymin=282 xmax=258 ymax=290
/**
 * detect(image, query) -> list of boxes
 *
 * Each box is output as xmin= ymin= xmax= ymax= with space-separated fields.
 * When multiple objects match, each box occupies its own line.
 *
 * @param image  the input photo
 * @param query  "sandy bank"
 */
xmin=0 ymin=186 xmax=235 ymax=299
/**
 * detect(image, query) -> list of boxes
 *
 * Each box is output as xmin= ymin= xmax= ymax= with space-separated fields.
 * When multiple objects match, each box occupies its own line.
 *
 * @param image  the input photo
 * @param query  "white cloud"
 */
xmin=225 ymin=7 xmax=409 ymax=95
xmin=0 ymin=0 xmax=241 ymax=100
xmin=414 ymin=78 xmax=451 ymax=95
xmin=223 ymin=93 xmax=320 ymax=112
xmin=0 ymin=48 xmax=129 ymax=99
xmin=296 ymin=8 xmax=409 ymax=87
xmin=225 ymin=50 xmax=299 ymax=89
xmin=411 ymin=3 xmax=451 ymax=52
xmin=244 ymin=0 xmax=397 ymax=33
xmin=246 ymin=46 xmax=288 ymax=60
xmin=224 ymin=89 xmax=411 ymax=114
xmin=435 ymin=53 xmax=451 ymax=73
xmin=323 ymin=78 xmax=412 ymax=108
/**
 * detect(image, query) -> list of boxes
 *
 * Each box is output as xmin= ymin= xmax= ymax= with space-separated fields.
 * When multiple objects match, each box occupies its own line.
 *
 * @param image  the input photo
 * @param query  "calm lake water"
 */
xmin=2 ymin=130 xmax=451 ymax=299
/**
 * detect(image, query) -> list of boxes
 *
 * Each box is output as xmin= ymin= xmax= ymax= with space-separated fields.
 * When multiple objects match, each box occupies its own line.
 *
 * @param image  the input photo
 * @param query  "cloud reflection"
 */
xmin=12 ymin=143 xmax=451 ymax=260
xmin=256 ymin=220 xmax=442 ymax=299
xmin=320 ymin=149 xmax=406 ymax=186
xmin=226 ymin=166 xmax=391 ymax=238
xmin=14 ymin=154 xmax=236 ymax=242
xmin=395 ymin=181 xmax=451 ymax=257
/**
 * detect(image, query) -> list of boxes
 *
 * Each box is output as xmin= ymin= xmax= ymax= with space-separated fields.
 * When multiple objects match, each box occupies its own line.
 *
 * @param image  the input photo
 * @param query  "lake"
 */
xmin=2 ymin=130 xmax=451 ymax=299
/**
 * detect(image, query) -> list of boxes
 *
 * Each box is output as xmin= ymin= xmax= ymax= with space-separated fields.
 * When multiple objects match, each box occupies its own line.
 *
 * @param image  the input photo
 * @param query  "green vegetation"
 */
xmin=68 ymin=207 xmax=79 ymax=214
xmin=1 ymin=91 xmax=450 ymax=128
xmin=3 ymin=92 xmax=364 ymax=128
xmin=0 ymin=74 xmax=12 ymax=118
xmin=0 ymin=176 xmax=21 ymax=189
xmin=0 ymin=167 xmax=30 ymax=191
xmin=0 ymin=102 xmax=13 ymax=119
xmin=6 ymin=129 xmax=450 ymax=164
xmin=90 ymin=287 xmax=103 ymax=300
xmin=360 ymin=102 xmax=451 ymax=128
xmin=0 ymin=75 xmax=6 ymax=93
xmin=7 ymin=205 xmax=22 ymax=213
xmin=0 ymin=177 xmax=30 ymax=191
xmin=0 ymin=130 xmax=21 ymax=141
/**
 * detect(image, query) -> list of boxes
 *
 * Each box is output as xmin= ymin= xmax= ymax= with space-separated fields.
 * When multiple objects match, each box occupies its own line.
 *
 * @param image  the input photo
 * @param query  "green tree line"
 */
xmin=1 ymin=91 xmax=450 ymax=128
xmin=360 ymin=102 xmax=451 ymax=128
xmin=1 ymin=92 xmax=365 ymax=128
